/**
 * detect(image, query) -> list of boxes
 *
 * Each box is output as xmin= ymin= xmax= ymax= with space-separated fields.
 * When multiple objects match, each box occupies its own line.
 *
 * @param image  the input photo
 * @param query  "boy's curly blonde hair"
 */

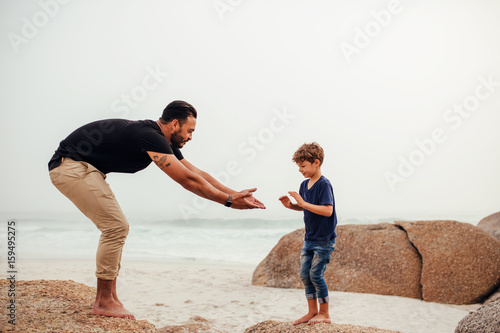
xmin=292 ymin=142 xmax=324 ymax=165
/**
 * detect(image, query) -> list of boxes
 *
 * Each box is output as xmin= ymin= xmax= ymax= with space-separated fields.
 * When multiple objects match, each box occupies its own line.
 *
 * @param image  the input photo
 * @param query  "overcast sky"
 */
xmin=1 ymin=0 xmax=499 ymax=222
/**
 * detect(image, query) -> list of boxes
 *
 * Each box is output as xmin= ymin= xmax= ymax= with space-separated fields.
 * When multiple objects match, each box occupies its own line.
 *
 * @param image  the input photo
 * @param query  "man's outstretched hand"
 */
xmin=231 ymin=188 xmax=266 ymax=209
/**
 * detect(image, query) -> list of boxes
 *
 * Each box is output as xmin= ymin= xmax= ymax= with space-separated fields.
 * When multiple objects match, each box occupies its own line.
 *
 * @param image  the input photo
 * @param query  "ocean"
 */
xmin=1 ymin=213 xmax=482 ymax=266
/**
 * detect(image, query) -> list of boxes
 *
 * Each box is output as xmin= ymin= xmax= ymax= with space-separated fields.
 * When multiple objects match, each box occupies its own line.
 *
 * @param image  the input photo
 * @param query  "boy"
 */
xmin=279 ymin=142 xmax=338 ymax=325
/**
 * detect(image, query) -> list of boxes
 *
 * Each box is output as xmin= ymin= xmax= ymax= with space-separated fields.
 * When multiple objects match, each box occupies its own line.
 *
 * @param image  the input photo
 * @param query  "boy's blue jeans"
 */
xmin=299 ymin=239 xmax=336 ymax=304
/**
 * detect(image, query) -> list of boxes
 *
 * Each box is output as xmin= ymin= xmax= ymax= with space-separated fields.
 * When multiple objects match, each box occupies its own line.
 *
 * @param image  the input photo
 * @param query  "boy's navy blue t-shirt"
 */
xmin=299 ymin=175 xmax=337 ymax=243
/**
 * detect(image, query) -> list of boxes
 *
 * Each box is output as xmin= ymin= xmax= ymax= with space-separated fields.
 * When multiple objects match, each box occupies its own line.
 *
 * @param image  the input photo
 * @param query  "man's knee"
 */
xmin=118 ymin=221 xmax=129 ymax=238
xmin=101 ymin=220 xmax=129 ymax=240
xmin=113 ymin=221 xmax=129 ymax=238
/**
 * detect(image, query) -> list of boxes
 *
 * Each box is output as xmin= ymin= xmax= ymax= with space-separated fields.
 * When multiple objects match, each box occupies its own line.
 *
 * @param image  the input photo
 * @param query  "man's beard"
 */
xmin=171 ymin=130 xmax=186 ymax=148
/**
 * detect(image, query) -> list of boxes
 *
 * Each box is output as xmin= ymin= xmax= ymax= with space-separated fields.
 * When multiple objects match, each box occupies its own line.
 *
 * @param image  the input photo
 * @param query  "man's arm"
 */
xmin=147 ymin=151 xmax=263 ymax=209
xmin=181 ymin=158 xmax=265 ymax=209
xmin=181 ymin=159 xmax=236 ymax=195
xmin=287 ymin=191 xmax=333 ymax=217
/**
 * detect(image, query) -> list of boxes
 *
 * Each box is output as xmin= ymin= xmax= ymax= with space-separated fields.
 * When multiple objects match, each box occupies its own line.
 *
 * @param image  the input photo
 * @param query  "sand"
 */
xmin=4 ymin=258 xmax=478 ymax=333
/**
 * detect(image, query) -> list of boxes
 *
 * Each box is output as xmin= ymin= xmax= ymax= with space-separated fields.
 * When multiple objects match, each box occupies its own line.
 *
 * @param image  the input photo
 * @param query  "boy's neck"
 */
xmin=308 ymin=170 xmax=322 ymax=185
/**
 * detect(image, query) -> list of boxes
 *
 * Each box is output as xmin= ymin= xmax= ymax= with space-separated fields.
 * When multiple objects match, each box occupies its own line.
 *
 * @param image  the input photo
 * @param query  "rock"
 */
xmin=326 ymin=223 xmax=421 ymax=299
xmin=252 ymin=228 xmax=304 ymax=289
xmin=484 ymin=286 xmax=500 ymax=305
xmin=455 ymin=299 xmax=500 ymax=333
xmin=0 ymin=279 xmax=157 ymax=332
xmin=253 ymin=223 xmax=422 ymax=299
xmin=244 ymin=320 xmax=402 ymax=333
xmin=395 ymin=220 xmax=500 ymax=304
xmin=158 ymin=316 xmax=224 ymax=333
xmin=478 ymin=211 xmax=500 ymax=241
xmin=254 ymin=220 xmax=500 ymax=305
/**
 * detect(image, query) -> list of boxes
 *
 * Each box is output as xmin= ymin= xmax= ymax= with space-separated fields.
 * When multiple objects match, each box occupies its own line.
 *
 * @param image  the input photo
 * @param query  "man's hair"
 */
xmin=292 ymin=142 xmax=325 ymax=165
xmin=161 ymin=100 xmax=197 ymax=125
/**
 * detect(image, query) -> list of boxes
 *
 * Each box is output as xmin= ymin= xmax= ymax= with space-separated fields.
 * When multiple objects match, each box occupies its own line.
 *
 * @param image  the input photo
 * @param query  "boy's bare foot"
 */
xmin=308 ymin=313 xmax=331 ymax=325
xmin=92 ymin=298 xmax=136 ymax=320
xmin=293 ymin=312 xmax=318 ymax=325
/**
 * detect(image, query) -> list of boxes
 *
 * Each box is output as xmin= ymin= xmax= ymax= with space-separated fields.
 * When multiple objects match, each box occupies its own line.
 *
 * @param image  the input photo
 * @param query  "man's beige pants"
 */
xmin=49 ymin=158 xmax=129 ymax=280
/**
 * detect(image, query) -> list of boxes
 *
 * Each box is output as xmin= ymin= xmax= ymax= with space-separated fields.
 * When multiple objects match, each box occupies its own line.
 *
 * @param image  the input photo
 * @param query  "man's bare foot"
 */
xmin=308 ymin=313 xmax=331 ymax=325
xmin=111 ymin=279 xmax=124 ymax=307
xmin=94 ymin=278 xmax=135 ymax=320
xmin=92 ymin=298 xmax=136 ymax=320
xmin=293 ymin=312 xmax=318 ymax=325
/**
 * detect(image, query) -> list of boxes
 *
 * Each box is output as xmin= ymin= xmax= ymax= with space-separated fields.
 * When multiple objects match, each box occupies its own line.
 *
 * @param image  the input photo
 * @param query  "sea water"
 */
xmin=5 ymin=215 xmax=305 ymax=265
xmin=1 ymin=213 xmax=482 ymax=266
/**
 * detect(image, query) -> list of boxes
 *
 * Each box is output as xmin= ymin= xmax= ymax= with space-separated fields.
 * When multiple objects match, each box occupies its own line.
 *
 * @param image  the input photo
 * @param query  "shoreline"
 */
xmin=4 ymin=258 xmax=478 ymax=332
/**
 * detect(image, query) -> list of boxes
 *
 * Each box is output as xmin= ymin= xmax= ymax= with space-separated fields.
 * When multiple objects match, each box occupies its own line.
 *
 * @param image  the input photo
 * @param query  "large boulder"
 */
xmin=253 ymin=220 xmax=500 ymax=305
xmin=484 ymin=286 xmax=500 ymax=304
xmin=455 ymin=299 xmax=500 ymax=333
xmin=253 ymin=223 xmax=422 ymax=299
xmin=326 ymin=223 xmax=421 ymax=298
xmin=252 ymin=228 xmax=305 ymax=288
xmin=477 ymin=211 xmax=500 ymax=241
xmin=395 ymin=220 xmax=500 ymax=304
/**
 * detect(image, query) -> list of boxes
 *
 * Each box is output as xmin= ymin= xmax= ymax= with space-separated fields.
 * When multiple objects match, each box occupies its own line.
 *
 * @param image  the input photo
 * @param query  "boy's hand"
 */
xmin=279 ymin=195 xmax=293 ymax=208
xmin=288 ymin=191 xmax=305 ymax=207
xmin=279 ymin=193 xmax=304 ymax=211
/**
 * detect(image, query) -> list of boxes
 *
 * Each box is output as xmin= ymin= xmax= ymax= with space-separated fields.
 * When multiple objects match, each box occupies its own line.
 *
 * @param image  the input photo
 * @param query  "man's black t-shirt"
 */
xmin=48 ymin=119 xmax=184 ymax=174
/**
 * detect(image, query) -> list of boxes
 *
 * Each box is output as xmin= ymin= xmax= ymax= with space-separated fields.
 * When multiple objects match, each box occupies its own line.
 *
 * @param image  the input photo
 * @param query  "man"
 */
xmin=48 ymin=100 xmax=265 ymax=320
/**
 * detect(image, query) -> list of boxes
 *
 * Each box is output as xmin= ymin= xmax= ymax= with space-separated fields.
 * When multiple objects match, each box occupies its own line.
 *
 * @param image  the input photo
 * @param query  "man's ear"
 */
xmin=171 ymin=119 xmax=180 ymax=130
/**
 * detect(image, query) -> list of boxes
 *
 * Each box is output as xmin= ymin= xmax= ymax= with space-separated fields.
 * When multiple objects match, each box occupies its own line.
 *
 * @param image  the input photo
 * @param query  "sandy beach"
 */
xmin=6 ymin=258 xmax=478 ymax=333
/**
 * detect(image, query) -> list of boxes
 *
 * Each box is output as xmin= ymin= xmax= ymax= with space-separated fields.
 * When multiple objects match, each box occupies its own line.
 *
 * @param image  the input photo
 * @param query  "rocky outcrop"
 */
xmin=478 ymin=211 xmax=500 ymax=241
xmin=0 ymin=279 xmax=157 ymax=332
xmin=484 ymin=286 xmax=500 ymax=304
xmin=253 ymin=224 xmax=422 ymax=298
xmin=252 ymin=228 xmax=305 ymax=289
xmin=244 ymin=320 xmax=402 ymax=333
xmin=455 ymin=299 xmax=500 ymax=333
xmin=158 ymin=316 xmax=224 ymax=333
xmin=395 ymin=220 xmax=500 ymax=304
xmin=253 ymin=220 xmax=500 ymax=305
xmin=326 ymin=223 xmax=421 ymax=298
